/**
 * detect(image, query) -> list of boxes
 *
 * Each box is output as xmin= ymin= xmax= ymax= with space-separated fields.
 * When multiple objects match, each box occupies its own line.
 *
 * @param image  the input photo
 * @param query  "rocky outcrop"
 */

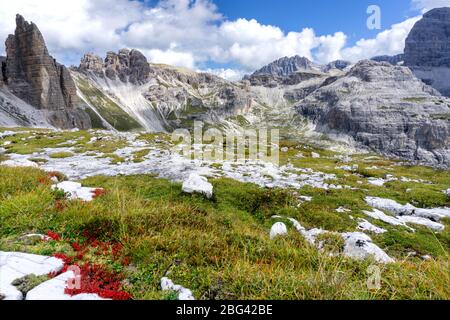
xmin=79 ymin=49 xmax=150 ymax=85
xmin=74 ymin=57 xmax=255 ymax=131
xmin=322 ymin=60 xmax=352 ymax=72
xmin=0 ymin=56 xmax=5 ymax=86
xmin=404 ymin=7 xmax=450 ymax=97
xmin=79 ymin=53 xmax=104 ymax=75
xmin=371 ymin=54 xmax=404 ymax=65
xmin=404 ymin=8 xmax=450 ymax=67
xmin=250 ymin=56 xmax=319 ymax=78
xmin=3 ymin=15 xmax=90 ymax=129
xmin=297 ymin=60 xmax=450 ymax=166
xmin=244 ymin=56 xmax=349 ymax=88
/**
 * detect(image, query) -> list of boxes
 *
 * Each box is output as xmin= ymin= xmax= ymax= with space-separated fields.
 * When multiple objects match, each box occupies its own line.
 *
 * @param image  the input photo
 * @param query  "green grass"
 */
xmin=75 ymin=77 xmax=142 ymax=132
xmin=2 ymin=130 xmax=92 ymax=155
xmin=83 ymin=106 xmax=108 ymax=130
xmin=49 ymin=151 xmax=74 ymax=159
xmin=402 ymin=97 xmax=427 ymax=103
xmin=132 ymin=149 xmax=151 ymax=163
xmin=0 ymin=165 xmax=448 ymax=300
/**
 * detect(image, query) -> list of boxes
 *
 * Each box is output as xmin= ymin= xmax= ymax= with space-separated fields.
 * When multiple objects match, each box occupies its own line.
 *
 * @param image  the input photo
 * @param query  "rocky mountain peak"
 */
xmin=297 ymin=59 xmax=449 ymax=166
xmin=79 ymin=53 xmax=104 ymax=75
xmin=371 ymin=54 xmax=405 ymax=66
xmin=2 ymin=14 xmax=90 ymax=129
xmin=348 ymin=60 xmax=419 ymax=83
xmin=251 ymin=55 xmax=317 ymax=77
xmin=322 ymin=60 xmax=352 ymax=72
xmin=404 ymin=7 xmax=450 ymax=67
xmin=79 ymin=48 xmax=150 ymax=85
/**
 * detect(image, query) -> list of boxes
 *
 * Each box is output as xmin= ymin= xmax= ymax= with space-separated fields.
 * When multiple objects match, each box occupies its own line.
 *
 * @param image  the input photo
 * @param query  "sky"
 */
xmin=0 ymin=0 xmax=449 ymax=80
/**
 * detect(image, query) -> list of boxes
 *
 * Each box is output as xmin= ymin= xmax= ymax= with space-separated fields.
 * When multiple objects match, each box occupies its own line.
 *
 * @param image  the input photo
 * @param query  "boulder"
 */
xmin=270 ymin=222 xmax=288 ymax=239
xmin=0 ymin=251 xmax=64 ymax=300
xmin=182 ymin=174 xmax=213 ymax=199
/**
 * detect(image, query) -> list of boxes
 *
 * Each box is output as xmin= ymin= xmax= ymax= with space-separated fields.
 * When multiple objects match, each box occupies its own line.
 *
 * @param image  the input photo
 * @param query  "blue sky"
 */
xmin=214 ymin=0 xmax=418 ymax=45
xmin=0 ymin=0 xmax=448 ymax=79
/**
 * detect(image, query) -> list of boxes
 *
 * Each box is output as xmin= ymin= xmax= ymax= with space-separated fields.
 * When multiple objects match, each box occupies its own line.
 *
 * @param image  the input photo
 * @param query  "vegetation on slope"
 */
xmin=0 ymin=165 xmax=448 ymax=300
xmin=74 ymin=77 xmax=142 ymax=132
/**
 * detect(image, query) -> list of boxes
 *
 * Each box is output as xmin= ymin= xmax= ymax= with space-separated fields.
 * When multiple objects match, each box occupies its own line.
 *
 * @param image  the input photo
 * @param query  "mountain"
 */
xmin=0 ymin=15 xmax=91 ymax=129
xmin=250 ymin=56 xmax=319 ymax=78
xmin=72 ymin=51 xmax=255 ymax=132
xmin=243 ymin=56 xmax=349 ymax=88
xmin=404 ymin=7 xmax=450 ymax=96
xmin=1 ymin=14 xmax=449 ymax=167
xmin=371 ymin=54 xmax=404 ymax=65
xmin=297 ymin=60 xmax=450 ymax=166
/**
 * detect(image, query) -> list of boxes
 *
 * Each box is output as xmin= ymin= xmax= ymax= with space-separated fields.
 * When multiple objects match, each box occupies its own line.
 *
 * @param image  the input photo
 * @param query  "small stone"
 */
xmin=182 ymin=174 xmax=213 ymax=199
xmin=270 ymin=222 xmax=288 ymax=239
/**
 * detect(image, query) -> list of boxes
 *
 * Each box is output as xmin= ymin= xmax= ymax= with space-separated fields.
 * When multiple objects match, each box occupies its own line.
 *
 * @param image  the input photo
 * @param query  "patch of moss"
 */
xmin=49 ymin=152 xmax=74 ymax=159
xmin=11 ymin=274 xmax=50 ymax=296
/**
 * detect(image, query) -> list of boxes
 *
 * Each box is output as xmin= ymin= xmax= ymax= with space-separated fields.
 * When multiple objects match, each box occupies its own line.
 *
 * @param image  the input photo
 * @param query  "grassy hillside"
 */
xmin=0 ymin=128 xmax=449 ymax=300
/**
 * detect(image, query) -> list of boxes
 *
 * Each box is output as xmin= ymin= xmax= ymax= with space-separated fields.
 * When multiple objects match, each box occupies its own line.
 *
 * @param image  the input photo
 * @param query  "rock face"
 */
xmin=250 ymin=56 xmax=318 ymax=78
xmin=79 ymin=53 xmax=103 ymax=75
xmin=74 ymin=56 xmax=255 ymax=131
xmin=244 ymin=56 xmax=338 ymax=88
xmin=79 ymin=49 xmax=150 ymax=85
xmin=3 ymin=15 xmax=90 ymax=129
xmin=404 ymin=7 xmax=450 ymax=96
xmin=322 ymin=60 xmax=352 ymax=72
xmin=297 ymin=60 xmax=450 ymax=166
xmin=105 ymin=49 xmax=150 ymax=84
xmin=0 ymin=56 xmax=5 ymax=86
xmin=404 ymin=8 xmax=450 ymax=67
xmin=371 ymin=54 xmax=404 ymax=65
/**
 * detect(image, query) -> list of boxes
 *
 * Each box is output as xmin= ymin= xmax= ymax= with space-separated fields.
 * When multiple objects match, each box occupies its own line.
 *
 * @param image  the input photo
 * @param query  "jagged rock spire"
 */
xmin=3 ymin=14 xmax=90 ymax=129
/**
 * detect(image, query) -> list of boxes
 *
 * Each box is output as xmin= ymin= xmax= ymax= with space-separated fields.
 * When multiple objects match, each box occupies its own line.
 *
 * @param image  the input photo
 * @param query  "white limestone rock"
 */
xmin=26 ymin=271 xmax=107 ymax=300
xmin=182 ymin=173 xmax=213 ymax=199
xmin=366 ymin=196 xmax=450 ymax=221
xmin=363 ymin=209 xmax=412 ymax=229
xmin=270 ymin=222 xmax=288 ymax=239
xmin=160 ymin=277 xmax=195 ymax=300
xmin=357 ymin=219 xmax=387 ymax=234
xmin=397 ymin=216 xmax=445 ymax=232
xmin=336 ymin=207 xmax=351 ymax=213
xmin=52 ymin=181 xmax=100 ymax=202
xmin=342 ymin=232 xmax=394 ymax=264
xmin=0 ymin=131 xmax=17 ymax=139
xmin=277 ymin=217 xmax=393 ymax=263
xmin=1 ymin=158 xmax=38 ymax=168
xmin=0 ymin=252 xmax=64 ymax=300
xmin=367 ymin=178 xmax=387 ymax=187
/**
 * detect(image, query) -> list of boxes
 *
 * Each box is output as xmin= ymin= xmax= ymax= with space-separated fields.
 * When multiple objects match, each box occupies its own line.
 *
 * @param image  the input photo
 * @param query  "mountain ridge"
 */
xmin=1 ymin=12 xmax=450 ymax=167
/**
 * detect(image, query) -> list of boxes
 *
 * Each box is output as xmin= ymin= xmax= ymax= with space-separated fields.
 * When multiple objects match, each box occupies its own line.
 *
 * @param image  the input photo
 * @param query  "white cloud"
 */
xmin=200 ymin=68 xmax=246 ymax=81
xmin=341 ymin=17 xmax=421 ymax=62
xmin=0 ymin=0 xmax=442 ymax=78
xmin=315 ymin=32 xmax=347 ymax=64
xmin=143 ymin=47 xmax=196 ymax=69
xmin=412 ymin=0 xmax=450 ymax=12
